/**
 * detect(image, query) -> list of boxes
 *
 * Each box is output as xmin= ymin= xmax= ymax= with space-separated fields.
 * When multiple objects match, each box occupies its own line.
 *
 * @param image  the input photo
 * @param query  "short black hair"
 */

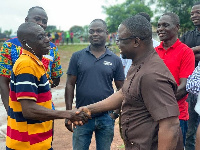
xmin=121 ymin=15 xmax=152 ymax=41
xmin=137 ymin=12 xmax=151 ymax=22
xmin=27 ymin=6 xmax=45 ymax=17
xmin=162 ymin=12 xmax=180 ymax=25
xmin=17 ymin=22 xmax=40 ymax=42
xmin=90 ymin=19 xmax=107 ymax=30
xmin=194 ymin=1 xmax=200 ymax=6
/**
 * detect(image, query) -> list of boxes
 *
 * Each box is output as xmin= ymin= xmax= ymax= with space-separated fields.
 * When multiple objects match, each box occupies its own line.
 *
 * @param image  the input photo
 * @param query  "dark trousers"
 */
xmin=185 ymin=93 xmax=200 ymax=150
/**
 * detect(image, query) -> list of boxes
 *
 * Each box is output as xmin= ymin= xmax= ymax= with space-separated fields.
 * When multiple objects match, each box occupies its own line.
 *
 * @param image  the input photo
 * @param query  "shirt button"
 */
xmin=131 ymin=142 xmax=134 ymax=145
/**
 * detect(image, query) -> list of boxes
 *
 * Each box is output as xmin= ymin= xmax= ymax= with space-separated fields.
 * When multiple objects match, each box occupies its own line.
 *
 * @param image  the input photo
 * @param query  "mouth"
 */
xmin=192 ymin=19 xmax=200 ymax=23
xmin=45 ymin=45 xmax=51 ymax=50
xmin=158 ymin=33 xmax=165 ymax=37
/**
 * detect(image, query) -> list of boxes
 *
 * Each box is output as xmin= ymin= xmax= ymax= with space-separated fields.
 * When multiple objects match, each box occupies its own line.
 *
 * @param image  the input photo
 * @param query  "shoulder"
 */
xmin=178 ymin=41 xmax=193 ymax=53
xmin=71 ymin=47 xmax=88 ymax=60
xmin=4 ymin=37 xmax=21 ymax=47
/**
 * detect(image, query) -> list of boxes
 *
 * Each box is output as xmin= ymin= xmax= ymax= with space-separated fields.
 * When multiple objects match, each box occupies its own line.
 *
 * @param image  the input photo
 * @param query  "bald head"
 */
xmin=17 ymin=22 xmax=42 ymax=43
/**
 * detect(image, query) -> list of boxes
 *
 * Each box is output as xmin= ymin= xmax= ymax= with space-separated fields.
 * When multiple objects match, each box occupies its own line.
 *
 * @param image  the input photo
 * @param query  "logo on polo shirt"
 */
xmin=103 ymin=61 xmax=112 ymax=66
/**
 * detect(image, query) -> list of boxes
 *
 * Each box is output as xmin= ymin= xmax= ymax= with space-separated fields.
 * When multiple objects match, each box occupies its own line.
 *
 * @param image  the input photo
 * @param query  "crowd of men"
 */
xmin=1 ymin=1 xmax=200 ymax=150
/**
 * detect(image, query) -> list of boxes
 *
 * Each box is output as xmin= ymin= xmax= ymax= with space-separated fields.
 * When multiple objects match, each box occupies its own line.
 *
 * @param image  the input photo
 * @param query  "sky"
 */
xmin=0 ymin=0 xmax=126 ymax=35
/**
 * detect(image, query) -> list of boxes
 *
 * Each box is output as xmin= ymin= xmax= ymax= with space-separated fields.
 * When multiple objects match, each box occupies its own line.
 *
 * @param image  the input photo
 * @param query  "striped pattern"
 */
xmin=6 ymin=50 xmax=53 ymax=150
xmin=186 ymin=61 xmax=200 ymax=95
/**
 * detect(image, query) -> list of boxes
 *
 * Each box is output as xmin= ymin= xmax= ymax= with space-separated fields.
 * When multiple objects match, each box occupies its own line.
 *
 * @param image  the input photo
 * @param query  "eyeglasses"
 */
xmin=116 ymin=36 xmax=136 ymax=43
xmin=89 ymin=29 xmax=105 ymax=34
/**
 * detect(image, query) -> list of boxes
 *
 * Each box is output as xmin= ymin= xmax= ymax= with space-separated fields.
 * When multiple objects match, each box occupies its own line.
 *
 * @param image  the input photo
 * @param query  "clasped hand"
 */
xmin=65 ymin=107 xmax=91 ymax=132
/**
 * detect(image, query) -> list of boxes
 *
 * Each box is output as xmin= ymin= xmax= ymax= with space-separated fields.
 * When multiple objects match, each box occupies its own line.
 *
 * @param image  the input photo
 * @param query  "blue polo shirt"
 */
xmin=67 ymin=46 xmax=125 ymax=108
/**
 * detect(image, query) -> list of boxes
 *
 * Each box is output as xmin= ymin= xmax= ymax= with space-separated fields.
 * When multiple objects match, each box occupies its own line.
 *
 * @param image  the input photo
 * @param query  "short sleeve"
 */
xmin=180 ymin=33 xmax=186 ymax=43
xmin=114 ymin=57 xmax=125 ymax=81
xmin=67 ymin=52 xmax=79 ymax=76
xmin=186 ymin=62 xmax=200 ymax=95
xmin=179 ymin=47 xmax=195 ymax=78
xmin=141 ymin=73 xmax=179 ymax=121
xmin=0 ymin=41 xmax=14 ymax=78
xmin=120 ymin=54 xmax=128 ymax=67
xmin=14 ymin=67 xmax=39 ymax=101
xmin=50 ymin=46 xmax=63 ymax=78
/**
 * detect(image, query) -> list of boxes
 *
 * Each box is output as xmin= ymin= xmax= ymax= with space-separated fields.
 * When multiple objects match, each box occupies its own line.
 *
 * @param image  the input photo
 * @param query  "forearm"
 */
xmin=23 ymin=104 xmax=71 ymax=121
xmin=87 ymin=90 xmax=123 ymax=114
xmin=192 ymin=46 xmax=200 ymax=54
xmin=0 ymin=76 xmax=10 ymax=113
xmin=65 ymin=84 xmax=74 ymax=110
xmin=175 ymin=86 xmax=188 ymax=101
xmin=158 ymin=117 xmax=180 ymax=150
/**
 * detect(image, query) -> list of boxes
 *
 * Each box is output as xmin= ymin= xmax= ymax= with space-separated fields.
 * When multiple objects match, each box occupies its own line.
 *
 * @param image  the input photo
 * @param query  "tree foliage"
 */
xmin=150 ymin=0 xmax=199 ymax=33
xmin=3 ymin=29 xmax=12 ymax=38
xmin=103 ymin=0 xmax=153 ymax=32
xmin=46 ymin=25 xmax=57 ymax=32
xmin=69 ymin=25 xmax=84 ymax=37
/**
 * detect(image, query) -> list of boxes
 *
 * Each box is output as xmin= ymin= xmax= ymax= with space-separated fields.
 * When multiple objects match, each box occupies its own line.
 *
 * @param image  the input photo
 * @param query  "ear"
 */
xmin=105 ymin=30 xmax=108 ymax=35
xmin=25 ymin=17 xmax=28 ymax=22
xmin=176 ymin=24 xmax=180 ymax=30
xmin=21 ymin=40 xmax=26 ymax=45
xmin=133 ymin=37 xmax=140 ymax=47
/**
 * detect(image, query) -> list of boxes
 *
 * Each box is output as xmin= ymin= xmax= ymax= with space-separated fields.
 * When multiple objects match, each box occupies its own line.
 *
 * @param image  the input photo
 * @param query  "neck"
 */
xmin=197 ymin=26 xmax=200 ymax=31
xmin=90 ymin=44 xmax=106 ymax=52
xmin=132 ymin=47 xmax=154 ymax=64
xmin=162 ymin=37 xmax=178 ymax=50
xmin=29 ymin=49 xmax=42 ymax=60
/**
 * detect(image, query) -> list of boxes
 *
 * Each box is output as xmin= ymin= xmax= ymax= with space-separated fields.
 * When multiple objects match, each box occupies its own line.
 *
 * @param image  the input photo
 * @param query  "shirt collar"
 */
xmin=195 ymin=28 xmax=200 ymax=36
xmin=157 ymin=39 xmax=181 ymax=50
xmin=86 ymin=45 xmax=112 ymax=56
xmin=22 ymin=49 xmax=43 ymax=66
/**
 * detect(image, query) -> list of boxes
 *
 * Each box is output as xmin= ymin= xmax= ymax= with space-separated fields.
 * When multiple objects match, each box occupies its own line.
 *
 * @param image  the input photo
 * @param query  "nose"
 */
xmin=37 ymin=21 xmax=47 ymax=30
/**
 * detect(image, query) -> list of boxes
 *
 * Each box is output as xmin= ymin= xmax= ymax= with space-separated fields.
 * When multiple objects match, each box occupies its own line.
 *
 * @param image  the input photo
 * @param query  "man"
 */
xmin=180 ymin=2 xmax=200 ymax=150
xmin=6 ymin=22 xmax=89 ymax=150
xmin=185 ymin=62 xmax=200 ymax=150
xmin=0 ymin=6 xmax=63 ymax=113
xmin=120 ymin=12 xmax=160 ymax=77
xmin=65 ymin=19 xmax=125 ymax=150
xmin=78 ymin=15 xmax=183 ymax=150
xmin=155 ymin=12 xmax=195 ymax=145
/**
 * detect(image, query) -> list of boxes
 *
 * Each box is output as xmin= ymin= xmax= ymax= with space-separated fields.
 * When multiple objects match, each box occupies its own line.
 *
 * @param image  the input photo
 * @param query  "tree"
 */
xmin=46 ymin=25 xmax=57 ymax=32
xmin=3 ymin=29 xmax=12 ymax=38
xmin=149 ymin=0 xmax=199 ymax=33
xmin=69 ymin=25 xmax=84 ymax=37
xmin=103 ymin=0 xmax=153 ymax=32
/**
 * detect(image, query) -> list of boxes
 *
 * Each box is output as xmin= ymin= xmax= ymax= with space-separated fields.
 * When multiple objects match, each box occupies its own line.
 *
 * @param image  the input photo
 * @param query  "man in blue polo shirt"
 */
xmin=65 ymin=19 xmax=125 ymax=150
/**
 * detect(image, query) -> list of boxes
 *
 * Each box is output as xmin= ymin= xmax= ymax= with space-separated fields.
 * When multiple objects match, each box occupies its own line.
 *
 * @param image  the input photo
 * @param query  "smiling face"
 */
xmin=88 ymin=21 xmax=108 ymax=46
xmin=191 ymin=4 xmax=200 ymax=26
xmin=157 ymin=15 xmax=178 ymax=42
xmin=26 ymin=7 xmax=48 ymax=30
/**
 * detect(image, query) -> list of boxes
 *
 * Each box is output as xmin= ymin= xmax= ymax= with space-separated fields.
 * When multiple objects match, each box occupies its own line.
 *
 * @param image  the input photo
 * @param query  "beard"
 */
xmin=121 ymin=53 xmax=127 ymax=59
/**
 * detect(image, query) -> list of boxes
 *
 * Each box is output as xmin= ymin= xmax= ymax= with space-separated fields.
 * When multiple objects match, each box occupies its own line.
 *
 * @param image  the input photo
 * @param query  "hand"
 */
xmin=109 ymin=113 xmax=116 ymax=120
xmin=65 ymin=119 xmax=73 ymax=132
xmin=78 ymin=107 xmax=92 ymax=119
xmin=68 ymin=108 xmax=90 ymax=125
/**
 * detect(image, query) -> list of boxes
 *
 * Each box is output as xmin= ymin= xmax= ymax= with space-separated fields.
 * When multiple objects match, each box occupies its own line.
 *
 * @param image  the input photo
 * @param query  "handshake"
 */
xmin=65 ymin=107 xmax=91 ymax=132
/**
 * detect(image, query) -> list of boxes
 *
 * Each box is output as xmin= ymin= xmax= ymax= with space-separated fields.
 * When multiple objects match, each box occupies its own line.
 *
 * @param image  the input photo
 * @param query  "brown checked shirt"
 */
xmin=121 ymin=50 xmax=183 ymax=150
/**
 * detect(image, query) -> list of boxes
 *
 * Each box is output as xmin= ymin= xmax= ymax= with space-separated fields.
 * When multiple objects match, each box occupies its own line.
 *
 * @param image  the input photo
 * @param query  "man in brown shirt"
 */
xmin=78 ymin=15 xmax=183 ymax=150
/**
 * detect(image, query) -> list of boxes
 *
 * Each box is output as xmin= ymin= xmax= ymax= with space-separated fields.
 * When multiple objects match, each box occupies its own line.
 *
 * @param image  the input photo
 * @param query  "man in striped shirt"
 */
xmin=6 ymin=22 xmax=89 ymax=150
